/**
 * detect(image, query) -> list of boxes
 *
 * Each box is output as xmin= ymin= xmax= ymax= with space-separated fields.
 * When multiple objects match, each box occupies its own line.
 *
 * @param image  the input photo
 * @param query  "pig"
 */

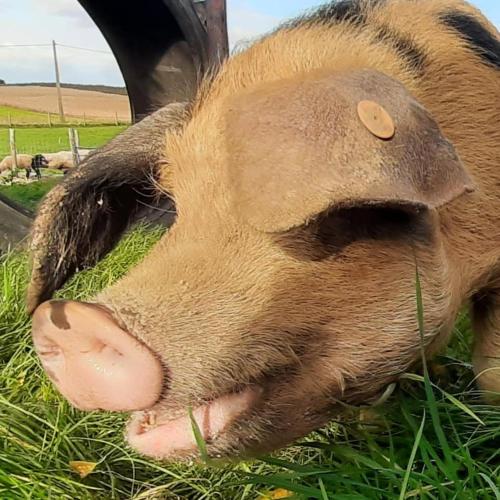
xmin=28 ymin=0 xmax=499 ymax=461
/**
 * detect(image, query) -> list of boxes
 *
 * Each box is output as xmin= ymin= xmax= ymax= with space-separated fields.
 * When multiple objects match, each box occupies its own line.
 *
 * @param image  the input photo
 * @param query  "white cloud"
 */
xmin=227 ymin=1 xmax=279 ymax=49
xmin=28 ymin=0 xmax=108 ymax=45
xmin=30 ymin=0 xmax=94 ymax=29
xmin=4 ymin=0 xmax=495 ymax=87
xmin=0 ymin=0 xmax=124 ymax=85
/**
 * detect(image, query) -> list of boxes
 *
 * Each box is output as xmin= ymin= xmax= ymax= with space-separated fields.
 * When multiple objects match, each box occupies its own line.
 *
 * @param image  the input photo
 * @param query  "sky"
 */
xmin=0 ymin=0 xmax=498 ymax=86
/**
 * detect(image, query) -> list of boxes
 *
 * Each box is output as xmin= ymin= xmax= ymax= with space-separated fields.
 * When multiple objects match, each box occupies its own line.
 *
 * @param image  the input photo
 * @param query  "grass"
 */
xmin=0 ymin=125 xmax=127 ymax=157
xmin=0 ymin=105 xmax=56 ymax=126
xmin=1 ymin=226 xmax=499 ymax=499
xmin=0 ymin=105 xmax=127 ymax=127
xmin=0 ymin=177 xmax=61 ymax=212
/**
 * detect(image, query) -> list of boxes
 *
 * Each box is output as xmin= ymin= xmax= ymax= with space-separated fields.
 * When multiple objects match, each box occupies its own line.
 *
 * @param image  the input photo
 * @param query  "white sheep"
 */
xmin=44 ymin=151 xmax=74 ymax=170
xmin=0 ymin=154 xmax=33 ymax=172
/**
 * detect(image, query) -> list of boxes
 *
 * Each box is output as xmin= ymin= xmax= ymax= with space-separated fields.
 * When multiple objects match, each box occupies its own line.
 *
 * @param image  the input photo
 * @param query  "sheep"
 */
xmin=43 ymin=151 xmax=74 ymax=170
xmin=0 ymin=154 xmax=33 ymax=173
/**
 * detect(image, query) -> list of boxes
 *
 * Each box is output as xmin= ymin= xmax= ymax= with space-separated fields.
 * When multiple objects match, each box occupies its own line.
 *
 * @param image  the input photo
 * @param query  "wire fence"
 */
xmin=0 ymin=112 xmax=129 ymax=128
xmin=0 ymin=125 xmax=126 ymax=158
xmin=0 ymin=111 xmax=129 ymax=128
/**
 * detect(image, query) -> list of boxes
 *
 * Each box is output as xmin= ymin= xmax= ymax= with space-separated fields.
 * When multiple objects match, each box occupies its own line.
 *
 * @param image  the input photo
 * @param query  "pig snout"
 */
xmin=31 ymin=300 xmax=163 ymax=412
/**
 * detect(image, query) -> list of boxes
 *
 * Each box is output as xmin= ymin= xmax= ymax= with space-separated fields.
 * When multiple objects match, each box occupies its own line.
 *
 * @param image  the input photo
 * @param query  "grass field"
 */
xmin=0 ymin=177 xmax=61 ymax=212
xmin=1 ymin=226 xmax=499 ymax=499
xmin=0 ymin=105 xmax=59 ymax=126
xmin=0 ymin=105 xmax=119 ymax=127
xmin=0 ymin=125 xmax=127 ymax=157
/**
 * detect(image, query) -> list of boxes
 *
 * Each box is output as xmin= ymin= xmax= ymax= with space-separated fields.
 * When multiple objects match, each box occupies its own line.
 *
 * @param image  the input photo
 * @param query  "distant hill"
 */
xmin=5 ymin=82 xmax=127 ymax=96
xmin=0 ymin=85 xmax=131 ymax=122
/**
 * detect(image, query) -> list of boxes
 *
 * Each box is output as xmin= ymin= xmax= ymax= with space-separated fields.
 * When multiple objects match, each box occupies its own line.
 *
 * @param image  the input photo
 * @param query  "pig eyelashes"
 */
xmin=27 ymin=103 xmax=188 ymax=314
xmin=28 ymin=174 xmax=164 ymax=312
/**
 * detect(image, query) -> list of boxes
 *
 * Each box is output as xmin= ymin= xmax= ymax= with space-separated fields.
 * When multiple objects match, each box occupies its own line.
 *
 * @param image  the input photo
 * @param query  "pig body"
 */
xmin=29 ymin=0 xmax=499 ymax=460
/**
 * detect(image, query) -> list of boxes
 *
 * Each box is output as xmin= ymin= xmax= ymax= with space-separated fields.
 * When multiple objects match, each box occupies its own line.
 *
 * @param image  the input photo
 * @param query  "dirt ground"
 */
xmin=0 ymin=86 xmax=131 ymax=122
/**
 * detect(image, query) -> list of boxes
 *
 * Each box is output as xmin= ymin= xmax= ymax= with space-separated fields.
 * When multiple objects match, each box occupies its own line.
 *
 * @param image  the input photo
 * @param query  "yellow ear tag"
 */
xmin=357 ymin=100 xmax=395 ymax=140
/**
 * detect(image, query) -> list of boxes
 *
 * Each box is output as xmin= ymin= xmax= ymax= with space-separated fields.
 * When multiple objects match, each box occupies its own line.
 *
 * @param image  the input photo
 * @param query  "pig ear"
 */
xmin=27 ymin=102 xmax=188 ymax=314
xmin=225 ymin=69 xmax=474 ymax=233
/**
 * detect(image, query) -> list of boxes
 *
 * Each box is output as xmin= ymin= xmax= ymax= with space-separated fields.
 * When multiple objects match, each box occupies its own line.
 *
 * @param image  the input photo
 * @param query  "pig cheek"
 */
xmin=240 ymin=367 xmax=345 ymax=451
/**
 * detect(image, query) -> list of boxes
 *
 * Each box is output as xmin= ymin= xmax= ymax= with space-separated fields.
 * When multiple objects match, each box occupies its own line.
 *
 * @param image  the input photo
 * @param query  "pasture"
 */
xmin=0 ymin=125 xmax=127 ymax=157
xmin=0 ymin=105 xmax=122 ymax=127
xmin=1 ymin=225 xmax=499 ymax=499
xmin=0 ymin=124 xmax=126 ymax=214
xmin=0 ymin=105 xmax=60 ymax=126
xmin=0 ymin=177 xmax=61 ymax=212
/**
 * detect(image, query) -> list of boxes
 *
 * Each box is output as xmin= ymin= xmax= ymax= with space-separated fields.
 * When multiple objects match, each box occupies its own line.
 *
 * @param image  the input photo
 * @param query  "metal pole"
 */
xmin=52 ymin=40 xmax=66 ymax=123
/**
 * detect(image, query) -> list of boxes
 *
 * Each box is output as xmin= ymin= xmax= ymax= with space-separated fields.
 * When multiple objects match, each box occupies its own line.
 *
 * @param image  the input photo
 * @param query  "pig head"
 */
xmin=28 ymin=69 xmax=473 ymax=460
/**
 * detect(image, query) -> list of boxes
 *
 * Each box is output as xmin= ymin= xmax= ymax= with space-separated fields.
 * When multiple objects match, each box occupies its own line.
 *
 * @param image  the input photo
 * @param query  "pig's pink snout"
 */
xmin=31 ymin=300 xmax=163 ymax=412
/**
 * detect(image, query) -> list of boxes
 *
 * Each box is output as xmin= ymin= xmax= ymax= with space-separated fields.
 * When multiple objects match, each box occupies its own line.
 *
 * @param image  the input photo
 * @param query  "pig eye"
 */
xmin=315 ymin=206 xmax=419 ymax=245
xmin=277 ymin=206 xmax=430 ymax=261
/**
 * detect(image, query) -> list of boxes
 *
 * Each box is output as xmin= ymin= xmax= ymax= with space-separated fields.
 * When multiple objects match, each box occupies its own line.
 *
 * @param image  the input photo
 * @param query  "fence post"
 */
xmin=8 ymin=112 xmax=12 ymax=127
xmin=115 ymin=112 xmax=119 ymax=126
xmin=68 ymin=128 xmax=80 ymax=167
xmin=74 ymin=128 xmax=80 ymax=149
xmin=83 ymin=112 xmax=87 ymax=127
xmin=9 ymin=128 xmax=18 ymax=171
xmin=47 ymin=112 xmax=52 ymax=127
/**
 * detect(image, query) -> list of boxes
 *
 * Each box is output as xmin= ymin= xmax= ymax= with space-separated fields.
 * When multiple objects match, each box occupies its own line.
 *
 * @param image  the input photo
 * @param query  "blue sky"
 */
xmin=0 ymin=0 xmax=498 ymax=86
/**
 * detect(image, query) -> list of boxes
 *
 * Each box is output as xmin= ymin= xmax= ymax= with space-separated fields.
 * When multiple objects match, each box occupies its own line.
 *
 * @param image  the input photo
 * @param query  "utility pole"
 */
xmin=52 ymin=40 xmax=65 ymax=123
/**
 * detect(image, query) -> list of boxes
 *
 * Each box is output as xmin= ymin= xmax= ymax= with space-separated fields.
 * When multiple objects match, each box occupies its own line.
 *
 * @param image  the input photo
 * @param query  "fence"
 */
xmin=0 ymin=124 xmax=126 ymax=159
xmin=4 ymin=127 xmax=91 ymax=169
xmin=0 ymin=111 xmax=127 ymax=128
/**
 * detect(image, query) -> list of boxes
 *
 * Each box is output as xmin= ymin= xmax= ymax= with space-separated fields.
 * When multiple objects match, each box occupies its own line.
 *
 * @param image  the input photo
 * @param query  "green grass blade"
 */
xmin=318 ymin=477 xmax=329 ymax=500
xmin=242 ymin=473 xmax=323 ymax=498
xmin=188 ymin=406 xmax=209 ymax=463
xmin=399 ymin=410 xmax=425 ymax=500
xmin=415 ymin=263 xmax=458 ymax=481
xmin=479 ymin=473 xmax=500 ymax=500
xmin=400 ymin=373 xmax=485 ymax=425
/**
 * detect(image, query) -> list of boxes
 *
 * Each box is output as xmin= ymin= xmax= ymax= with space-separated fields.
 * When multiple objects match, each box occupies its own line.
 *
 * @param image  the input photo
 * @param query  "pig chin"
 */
xmin=125 ymin=386 xmax=263 ymax=459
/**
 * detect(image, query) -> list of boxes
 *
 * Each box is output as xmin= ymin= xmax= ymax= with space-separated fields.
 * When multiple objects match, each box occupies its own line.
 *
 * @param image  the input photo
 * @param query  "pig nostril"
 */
xmin=38 ymin=346 xmax=62 ymax=358
xmin=32 ymin=300 xmax=164 ymax=412
xmin=96 ymin=343 xmax=124 ymax=357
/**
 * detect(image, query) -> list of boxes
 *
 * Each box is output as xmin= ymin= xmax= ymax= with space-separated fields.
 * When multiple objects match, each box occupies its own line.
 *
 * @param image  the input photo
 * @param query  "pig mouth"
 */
xmin=126 ymin=386 xmax=261 ymax=459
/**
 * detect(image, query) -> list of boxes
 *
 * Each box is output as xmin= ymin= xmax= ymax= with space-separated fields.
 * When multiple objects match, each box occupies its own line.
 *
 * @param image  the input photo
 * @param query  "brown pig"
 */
xmin=28 ymin=0 xmax=499 ymax=460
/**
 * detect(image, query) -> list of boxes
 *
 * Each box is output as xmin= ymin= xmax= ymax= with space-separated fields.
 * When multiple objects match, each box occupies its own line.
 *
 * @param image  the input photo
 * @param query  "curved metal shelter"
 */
xmin=77 ymin=0 xmax=228 ymax=122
